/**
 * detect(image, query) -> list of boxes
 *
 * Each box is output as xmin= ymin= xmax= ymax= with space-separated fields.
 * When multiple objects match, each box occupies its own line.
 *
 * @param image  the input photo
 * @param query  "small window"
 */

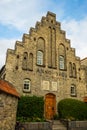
xmin=71 ymin=85 xmax=76 ymax=96
xmin=37 ymin=51 xmax=43 ymax=65
xmin=23 ymin=79 xmax=31 ymax=92
xmin=59 ymin=55 xmax=64 ymax=69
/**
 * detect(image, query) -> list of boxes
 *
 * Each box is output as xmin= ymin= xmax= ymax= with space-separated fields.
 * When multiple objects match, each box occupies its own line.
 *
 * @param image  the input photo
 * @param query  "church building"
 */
xmin=0 ymin=11 xmax=87 ymax=120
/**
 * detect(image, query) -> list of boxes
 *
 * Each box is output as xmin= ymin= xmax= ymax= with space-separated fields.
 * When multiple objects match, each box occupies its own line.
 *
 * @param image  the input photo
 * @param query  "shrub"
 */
xmin=58 ymin=98 xmax=87 ymax=120
xmin=17 ymin=96 xmax=44 ymax=121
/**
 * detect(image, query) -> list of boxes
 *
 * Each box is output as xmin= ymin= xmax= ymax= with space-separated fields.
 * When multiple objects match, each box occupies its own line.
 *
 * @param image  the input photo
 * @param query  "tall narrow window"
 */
xmin=59 ymin=55 xmax=64 ymax=69
xmin=37 ymin=37 xmax=45 ymax=66
xmin=37 ymin=51 xmax=43 ymax=65
xmin=23 ymin=79 xmax=31 ymax=92
xmin=59 ymin=44 xmax=66 ymax=70
xmin=70 ymin=84 xmax=76 ymax=96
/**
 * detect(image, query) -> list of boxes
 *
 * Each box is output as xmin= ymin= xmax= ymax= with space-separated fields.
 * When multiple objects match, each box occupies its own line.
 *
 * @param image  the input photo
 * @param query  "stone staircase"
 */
xmin=52 ymin=120 xmax=67 ymax=130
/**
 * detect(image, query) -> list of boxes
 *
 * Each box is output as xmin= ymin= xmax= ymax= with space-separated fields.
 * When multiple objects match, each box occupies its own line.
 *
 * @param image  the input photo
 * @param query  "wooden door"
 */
xmin=45 ymin=93 xmax=56 ymax=120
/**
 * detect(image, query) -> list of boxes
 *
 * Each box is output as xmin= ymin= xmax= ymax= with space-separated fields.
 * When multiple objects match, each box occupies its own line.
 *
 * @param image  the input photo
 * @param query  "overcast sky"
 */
xmin=0 ymin=0 xmax=87 ymax=69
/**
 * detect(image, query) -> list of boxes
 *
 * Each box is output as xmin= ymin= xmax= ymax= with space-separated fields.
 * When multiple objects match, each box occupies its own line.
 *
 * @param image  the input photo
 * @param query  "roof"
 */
xmin=0 ymin=79 xmax=20 ymax=98
xmin=81 ymin=57 xmax=87 ymax=61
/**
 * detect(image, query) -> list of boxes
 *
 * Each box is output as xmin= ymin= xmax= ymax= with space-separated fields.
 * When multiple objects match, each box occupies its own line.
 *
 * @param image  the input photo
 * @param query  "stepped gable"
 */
xmin=7 ymin=11 xmax=73 ymax=55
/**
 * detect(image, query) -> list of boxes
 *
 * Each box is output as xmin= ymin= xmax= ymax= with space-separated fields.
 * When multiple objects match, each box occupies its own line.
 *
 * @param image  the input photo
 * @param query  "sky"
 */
xmin=0 ymin=0 xmax=87 ymax=69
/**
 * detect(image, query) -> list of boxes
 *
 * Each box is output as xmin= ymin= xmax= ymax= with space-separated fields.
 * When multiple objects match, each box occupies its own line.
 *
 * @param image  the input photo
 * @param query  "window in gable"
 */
xmin=37 ymin=50 xmax=43 ymax=65
xmin=59 ymin=55 xmax=64 ymax=70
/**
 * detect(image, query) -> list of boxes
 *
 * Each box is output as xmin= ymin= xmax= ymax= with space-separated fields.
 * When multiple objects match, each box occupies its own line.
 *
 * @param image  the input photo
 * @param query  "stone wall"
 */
xmin=15 ymin=122 xmax=52 ymax=130
xmin=68 ymin=121 xmax=87 ymax=130
xmin=0 ymin=93 xmax=18 ymax=130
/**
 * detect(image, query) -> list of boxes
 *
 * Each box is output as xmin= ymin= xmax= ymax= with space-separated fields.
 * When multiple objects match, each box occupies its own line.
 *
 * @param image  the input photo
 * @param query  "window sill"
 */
xmin=36 ymin=64 xmax=45 ymax=67
xmin=23 ymin=89 xmax=31 ymax=93
xmin=71 ymin=94 xmax=77 ymax=97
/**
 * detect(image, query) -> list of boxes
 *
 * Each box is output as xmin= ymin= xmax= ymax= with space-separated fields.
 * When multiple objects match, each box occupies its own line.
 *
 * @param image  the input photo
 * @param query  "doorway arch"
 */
xmin=45 ymin=93 xmax=56 ymax=120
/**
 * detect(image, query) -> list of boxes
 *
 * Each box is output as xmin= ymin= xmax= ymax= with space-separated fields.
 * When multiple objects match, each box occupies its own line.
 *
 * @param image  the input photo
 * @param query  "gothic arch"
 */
xmin=37 ymin=37 xmax=45 ymax=66
xmin=59 ymin=44 xmax=66 ymax=70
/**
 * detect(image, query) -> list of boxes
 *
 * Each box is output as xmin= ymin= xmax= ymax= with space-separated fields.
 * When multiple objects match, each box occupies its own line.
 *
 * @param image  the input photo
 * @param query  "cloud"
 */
xmin=0 ymin=0 xmax=64 ymax=32
xmin=62 ymin=17 xmax=87 ymax=59
xmin=0 ymin=38 xmax=16 ymax=68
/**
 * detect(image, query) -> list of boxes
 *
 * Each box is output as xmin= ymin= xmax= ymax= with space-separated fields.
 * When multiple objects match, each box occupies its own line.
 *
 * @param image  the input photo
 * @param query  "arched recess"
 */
xmin=73 ymin=63 xmax=76 ymax=78
xmin=29 ymin=53 xmax=33 ymax=71
xmin=45 ymin=93 xmax=56 ymax=120
xmin=69 ymin=62 xmax=73 ymax=77
xmin=37 ymin=37 xmax=45 ymax=66
xmin=22 ymin=52 xmax=28 ymax=70
xmin=59 ymin=44 xmax=66 ymax=70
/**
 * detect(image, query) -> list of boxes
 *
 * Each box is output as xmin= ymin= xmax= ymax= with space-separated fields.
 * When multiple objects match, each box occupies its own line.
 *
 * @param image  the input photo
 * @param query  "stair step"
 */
xmin=52 ymin=120 xmax=67 ymax=130
xmin=52 ymin=128 xmax=67 ymax=130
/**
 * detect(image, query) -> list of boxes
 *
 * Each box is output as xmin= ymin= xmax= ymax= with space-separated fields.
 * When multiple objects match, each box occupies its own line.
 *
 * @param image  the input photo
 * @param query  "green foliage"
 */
xmin=17 ymin=96 xmax=44 ymax=122
xmin=58 ymin=98 xmax=87 ymax=121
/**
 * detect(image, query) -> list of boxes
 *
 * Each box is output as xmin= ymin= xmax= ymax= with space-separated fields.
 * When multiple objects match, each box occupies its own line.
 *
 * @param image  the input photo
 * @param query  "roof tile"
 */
xmin=0 ymin=80 xmax=20 ymax=98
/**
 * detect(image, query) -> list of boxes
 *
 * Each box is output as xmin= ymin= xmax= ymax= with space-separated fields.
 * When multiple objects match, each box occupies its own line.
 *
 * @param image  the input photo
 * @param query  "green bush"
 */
xmin=58 ymin=98 xmax=87 ymax=120
xmin=17 ymin=96 xmax=44 ymax=121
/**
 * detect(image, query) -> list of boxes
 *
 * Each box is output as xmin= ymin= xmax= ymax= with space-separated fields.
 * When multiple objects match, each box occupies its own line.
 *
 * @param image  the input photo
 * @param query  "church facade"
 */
xmin=0 ymin=11 xmax=87 ymax=120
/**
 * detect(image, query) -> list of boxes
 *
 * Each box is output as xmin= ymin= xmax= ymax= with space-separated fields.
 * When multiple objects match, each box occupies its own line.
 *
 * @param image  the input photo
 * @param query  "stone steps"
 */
xmin=52 ymin=120 xmax=67 ymax=130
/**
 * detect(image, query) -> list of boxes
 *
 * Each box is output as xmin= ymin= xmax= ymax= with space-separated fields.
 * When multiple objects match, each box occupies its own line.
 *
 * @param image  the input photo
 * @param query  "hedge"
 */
xmin=17 ymin=96 xmax=44 ymax=121
xmin=58 ymin=98 xmax=87 ymax=120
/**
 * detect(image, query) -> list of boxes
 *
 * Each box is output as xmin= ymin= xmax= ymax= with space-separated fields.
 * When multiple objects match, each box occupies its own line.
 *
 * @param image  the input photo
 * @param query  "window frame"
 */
xmin=23 ymin=79 xmax=31 ymax=92
xmin=37 ymin=50 xmax=43 ymax=65
xmin=70 ymin=84 xmax=76 ymax=96
xmin=59 ymin=55 xmax=64 ymax=70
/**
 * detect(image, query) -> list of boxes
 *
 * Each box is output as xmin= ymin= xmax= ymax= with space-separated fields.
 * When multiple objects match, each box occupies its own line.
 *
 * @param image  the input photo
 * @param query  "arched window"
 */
xmin=22 ymin=52 xmax=28 ymax=70
xmin=37 ymin=51 xmax=43 ymax=65
xmin=59 ymin=55 xmax=64 ymax=69
xmin=23 ymin=79 xmax=31 ymax=92
xmin=37 ymin=37 xmax=45 ymax=66
xmin=59 ymin=44 xmax=66 ymax=70
xmin=70 ymin=84 xmax=76 ymax=96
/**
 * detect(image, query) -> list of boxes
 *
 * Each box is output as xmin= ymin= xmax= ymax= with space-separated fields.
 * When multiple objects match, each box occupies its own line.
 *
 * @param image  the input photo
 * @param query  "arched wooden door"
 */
xmin=45 ymin=93 xmax=56 ymax=120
